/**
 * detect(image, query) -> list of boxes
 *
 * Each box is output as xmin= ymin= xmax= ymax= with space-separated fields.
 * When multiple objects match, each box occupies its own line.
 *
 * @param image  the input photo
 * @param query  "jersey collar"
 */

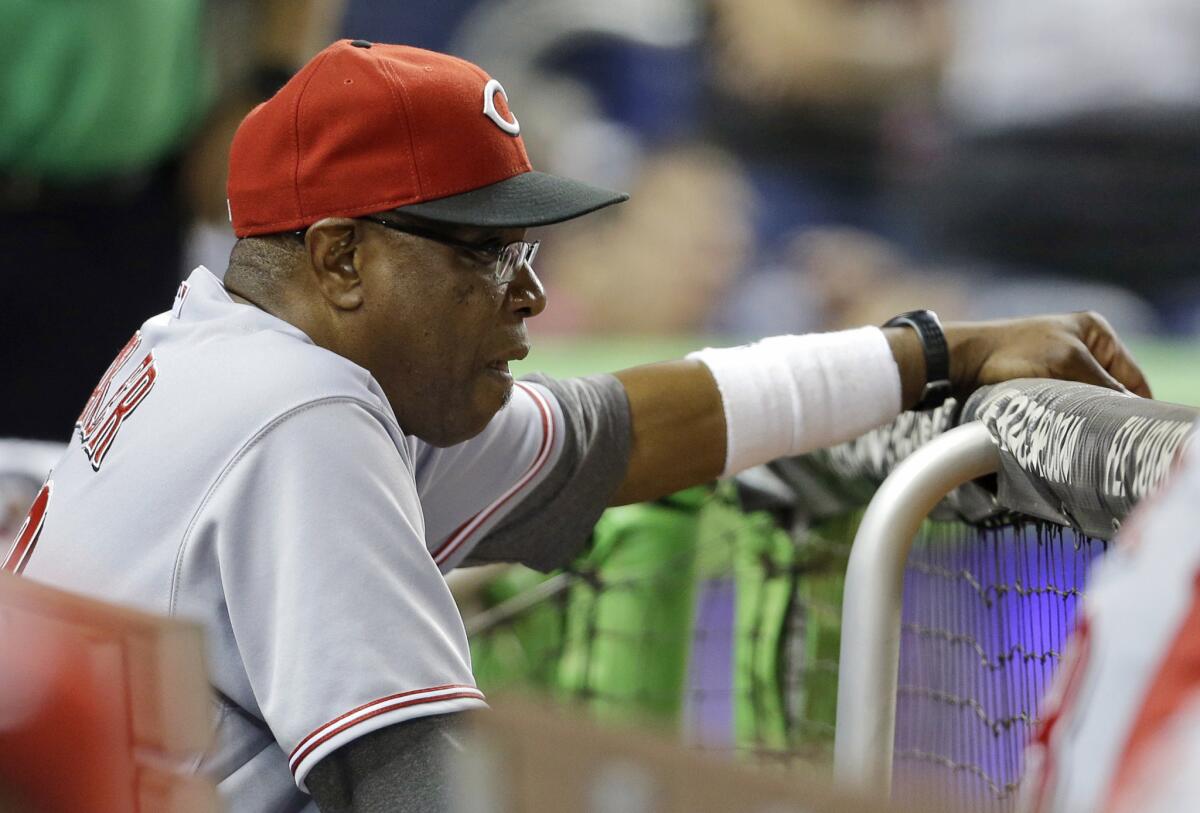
xmin=178 ymin=266 xmax=315 ymax=347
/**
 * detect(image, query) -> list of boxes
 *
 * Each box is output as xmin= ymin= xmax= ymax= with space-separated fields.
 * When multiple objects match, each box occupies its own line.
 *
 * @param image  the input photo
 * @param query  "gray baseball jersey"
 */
xmin=6 ymin=267 xmax=629 ymax=811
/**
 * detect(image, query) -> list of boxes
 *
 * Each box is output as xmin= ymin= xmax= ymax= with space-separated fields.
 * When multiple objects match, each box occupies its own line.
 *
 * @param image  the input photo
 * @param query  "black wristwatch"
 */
xmin=883 ymin=309 xmax=952 ymax=411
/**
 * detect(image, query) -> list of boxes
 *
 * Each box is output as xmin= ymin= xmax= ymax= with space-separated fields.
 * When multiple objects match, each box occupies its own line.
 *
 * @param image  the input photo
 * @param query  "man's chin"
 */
xmin=417 ymin=424 xmax=485 ymax=448
xmin=407 ymin=378 xmax=513 ymax=446
xmin=427 ymin=405 xmax=509 ymax=449
xmin=478 ymin=369 xmax=516 ymax=412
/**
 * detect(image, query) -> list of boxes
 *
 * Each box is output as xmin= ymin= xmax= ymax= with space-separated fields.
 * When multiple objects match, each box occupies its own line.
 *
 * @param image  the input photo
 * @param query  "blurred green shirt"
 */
xmin=0 ymin=0 xmax=214 ymax=182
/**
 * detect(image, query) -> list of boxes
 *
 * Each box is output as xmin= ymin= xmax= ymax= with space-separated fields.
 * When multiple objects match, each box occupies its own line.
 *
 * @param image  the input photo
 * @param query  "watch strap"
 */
xmin=883 ymin=309 xmax=952 ymax=410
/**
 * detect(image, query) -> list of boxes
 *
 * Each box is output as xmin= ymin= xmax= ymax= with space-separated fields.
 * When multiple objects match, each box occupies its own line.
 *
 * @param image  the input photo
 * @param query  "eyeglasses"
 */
xmin=360 ymin=216 xmax=539 ymax=287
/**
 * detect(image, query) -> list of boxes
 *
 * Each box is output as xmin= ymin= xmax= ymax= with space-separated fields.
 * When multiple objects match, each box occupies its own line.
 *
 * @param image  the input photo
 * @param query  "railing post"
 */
xmin=833 ymin=421 xmax=1000 ymax=796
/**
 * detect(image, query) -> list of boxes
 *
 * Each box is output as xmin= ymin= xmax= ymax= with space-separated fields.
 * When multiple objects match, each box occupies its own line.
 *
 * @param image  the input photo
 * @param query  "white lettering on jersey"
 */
xmin=75 ymin=333 xmax=159 ymax=471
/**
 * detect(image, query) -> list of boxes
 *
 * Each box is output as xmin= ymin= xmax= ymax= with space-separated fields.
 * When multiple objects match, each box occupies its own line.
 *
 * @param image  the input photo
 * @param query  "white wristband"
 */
xmin=687 ymin=327 xmax=902 ymax=476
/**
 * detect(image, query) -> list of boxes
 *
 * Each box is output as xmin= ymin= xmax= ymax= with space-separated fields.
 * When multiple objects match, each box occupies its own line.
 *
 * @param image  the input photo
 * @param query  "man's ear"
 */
xmin=306 ymin=218 xmax=364 ymax=310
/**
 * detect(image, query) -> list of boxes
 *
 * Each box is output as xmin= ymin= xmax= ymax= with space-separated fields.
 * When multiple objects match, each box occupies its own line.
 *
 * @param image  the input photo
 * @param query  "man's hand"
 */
xmin=616 ymin=312 xmax=1152 ymax=505
xmin=886 ymin=311 xmax=1152 ymax=410
xmin=945 ymin=311 xmax=1152 ymax=400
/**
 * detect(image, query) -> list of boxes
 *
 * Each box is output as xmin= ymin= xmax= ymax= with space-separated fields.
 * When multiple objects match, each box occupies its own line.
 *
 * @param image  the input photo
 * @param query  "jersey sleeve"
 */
xmin=195 ymin=398 xmax=486 ymax=792
xmin=418 ymin=374 xmax=632 ymax=572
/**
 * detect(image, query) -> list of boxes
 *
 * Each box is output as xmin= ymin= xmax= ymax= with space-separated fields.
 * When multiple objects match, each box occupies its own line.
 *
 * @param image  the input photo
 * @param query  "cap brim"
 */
xmin=392 ymin=171 xmax=628 ymax=228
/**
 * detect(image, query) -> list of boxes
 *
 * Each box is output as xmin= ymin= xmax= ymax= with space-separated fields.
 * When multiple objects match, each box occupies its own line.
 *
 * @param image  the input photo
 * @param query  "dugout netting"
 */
xmin=463 ymin=379 xmax=1197 ymax=812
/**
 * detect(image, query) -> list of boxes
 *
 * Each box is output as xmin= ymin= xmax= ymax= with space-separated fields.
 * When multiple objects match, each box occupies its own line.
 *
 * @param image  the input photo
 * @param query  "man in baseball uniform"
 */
xmin=1021 ymin=435 xmax=1200 ymax=813
xmin=5 ymin=41 xmax=1150 ymax=812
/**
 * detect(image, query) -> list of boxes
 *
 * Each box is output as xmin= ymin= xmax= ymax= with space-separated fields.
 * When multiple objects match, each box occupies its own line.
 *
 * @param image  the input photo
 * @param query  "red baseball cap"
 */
xmin=227 ymin=40 xmax=628 ymax=237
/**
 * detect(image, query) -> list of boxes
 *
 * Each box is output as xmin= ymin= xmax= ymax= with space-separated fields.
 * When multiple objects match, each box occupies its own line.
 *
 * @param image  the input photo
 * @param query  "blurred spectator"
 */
xmin=924 ymin=0 xmax=1200 ymax=331
xmin=704 ymin=0 xmax=948 ymax=249
xmin=723 ymin=228 xmax=959 ymax=336
xmin=0 ymin=1 xmax=340 ymax=441
xmin=536 ymin=144 xmax=756 ymax=335
xmin=0 ymin=0 xmax=211 ymax=440
xmin=720 ymin=226 xmax=1159 ymax=339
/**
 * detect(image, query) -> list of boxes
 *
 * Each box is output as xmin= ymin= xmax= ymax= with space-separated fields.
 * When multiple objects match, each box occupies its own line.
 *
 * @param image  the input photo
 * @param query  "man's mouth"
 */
xmin=486 ymin=344 xmax=529 ymax=376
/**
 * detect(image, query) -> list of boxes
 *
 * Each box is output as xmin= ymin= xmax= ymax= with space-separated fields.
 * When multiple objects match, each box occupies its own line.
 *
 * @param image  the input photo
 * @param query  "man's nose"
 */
xmin=506 ymin=261 xmax=547 ymax=319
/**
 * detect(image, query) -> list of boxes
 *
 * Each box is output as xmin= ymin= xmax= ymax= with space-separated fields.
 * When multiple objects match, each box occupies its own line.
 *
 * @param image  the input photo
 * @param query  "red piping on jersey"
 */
xmin=288 ymin=684 xmax=485 ymax=777
xmin=1104 ymin=569 xmax=1200 ymax=811
xmin=431 ymin=382 xmax=555 ymax=566
xmin=3 ymin=481 xmax=52 ymax=575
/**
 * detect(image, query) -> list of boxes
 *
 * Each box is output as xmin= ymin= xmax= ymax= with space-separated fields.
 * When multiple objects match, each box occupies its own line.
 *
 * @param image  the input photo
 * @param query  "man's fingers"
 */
xmin=1104 ymin=346 xmax=1153 ymax=398
xmin=1065 ymin=341 xmax=1127 ymax=394
xmin=1092 ymin=337 xmax=1153 ymax=399
xmin=1074 ymin=312 xmax=1153 ymax=398
xmin=949 ymin=313 xmax=1153 ymax=400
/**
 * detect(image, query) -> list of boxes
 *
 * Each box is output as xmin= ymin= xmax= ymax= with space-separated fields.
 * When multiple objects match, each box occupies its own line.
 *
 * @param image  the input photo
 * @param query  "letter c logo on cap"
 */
xmin=482 ymin=79 xmax=520 ymax=136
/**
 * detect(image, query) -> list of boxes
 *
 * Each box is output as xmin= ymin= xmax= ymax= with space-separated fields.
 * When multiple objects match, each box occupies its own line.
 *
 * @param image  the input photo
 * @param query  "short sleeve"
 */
xmin=416 ymin=380 xmax=568 ymax=570
xmin=197 ymin=399 xmax=486 ymax=791
xmin=418 ymin=374 xmax=632 ymax=573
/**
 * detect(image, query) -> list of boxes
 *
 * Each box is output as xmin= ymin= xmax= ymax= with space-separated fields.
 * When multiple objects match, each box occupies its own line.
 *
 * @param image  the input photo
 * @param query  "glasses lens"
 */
xmin=496 ymin=241 xmax=539 ymax=285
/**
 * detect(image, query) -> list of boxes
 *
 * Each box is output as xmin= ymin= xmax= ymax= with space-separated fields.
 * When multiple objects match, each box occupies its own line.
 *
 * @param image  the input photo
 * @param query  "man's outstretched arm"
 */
xmin=611 ymin=312 xmax=1151 ymax=506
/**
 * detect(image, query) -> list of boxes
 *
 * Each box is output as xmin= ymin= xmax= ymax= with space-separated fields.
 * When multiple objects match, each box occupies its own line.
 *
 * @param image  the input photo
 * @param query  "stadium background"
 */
xmin=3 ymin=0 xmax=1200 ymax=810
xmin=8 ymin=0 xmax=1200 ymax=441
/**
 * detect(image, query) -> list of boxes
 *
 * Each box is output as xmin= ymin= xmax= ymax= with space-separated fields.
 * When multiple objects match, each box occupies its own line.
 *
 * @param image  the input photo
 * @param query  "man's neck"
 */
xmin=223 ymin=280 xmax=342 ymax=361
xmin=224 ymin=284 xmax=274 ymax=314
